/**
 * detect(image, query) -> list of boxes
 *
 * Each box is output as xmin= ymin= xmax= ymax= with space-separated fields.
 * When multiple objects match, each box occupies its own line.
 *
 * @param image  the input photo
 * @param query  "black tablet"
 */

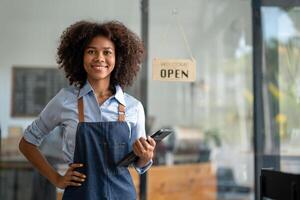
xmin=116 ymin=128 xmax=173 ymax=167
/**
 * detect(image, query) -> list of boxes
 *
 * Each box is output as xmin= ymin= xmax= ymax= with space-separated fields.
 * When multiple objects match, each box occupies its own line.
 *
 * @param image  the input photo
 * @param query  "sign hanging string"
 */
xmin=160 ymin=9 xmax=195 ymax=61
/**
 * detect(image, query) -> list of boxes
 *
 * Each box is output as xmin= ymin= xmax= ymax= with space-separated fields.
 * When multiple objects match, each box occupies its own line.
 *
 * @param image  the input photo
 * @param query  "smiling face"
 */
xmin=83 ymin=36 xmax=116 ymax=84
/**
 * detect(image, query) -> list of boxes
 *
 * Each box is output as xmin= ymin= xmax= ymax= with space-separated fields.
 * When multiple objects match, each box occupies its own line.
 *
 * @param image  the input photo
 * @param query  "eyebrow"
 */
xmin=86 ymin=46 xmax=114 ymax=50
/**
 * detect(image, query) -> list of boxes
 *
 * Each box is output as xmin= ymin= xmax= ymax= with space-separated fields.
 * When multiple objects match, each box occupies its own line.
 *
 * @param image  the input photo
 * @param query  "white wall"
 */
xmin=0 ymin=0 xmax=141 ymax=137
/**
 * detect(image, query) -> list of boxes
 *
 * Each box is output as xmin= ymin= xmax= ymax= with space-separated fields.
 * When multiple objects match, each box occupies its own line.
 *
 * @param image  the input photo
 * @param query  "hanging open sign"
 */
xmin=152 ymin=58 xmax=196 ymax=82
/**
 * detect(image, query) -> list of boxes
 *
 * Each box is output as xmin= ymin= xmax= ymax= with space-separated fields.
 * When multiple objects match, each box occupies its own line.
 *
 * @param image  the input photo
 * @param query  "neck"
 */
xmin=88 ymin=78 xmax=112 ymax=97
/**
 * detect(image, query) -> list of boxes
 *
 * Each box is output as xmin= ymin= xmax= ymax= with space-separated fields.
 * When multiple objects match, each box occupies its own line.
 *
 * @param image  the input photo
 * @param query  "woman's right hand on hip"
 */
xmin=55 ymin=163 xmax=86 ymax=189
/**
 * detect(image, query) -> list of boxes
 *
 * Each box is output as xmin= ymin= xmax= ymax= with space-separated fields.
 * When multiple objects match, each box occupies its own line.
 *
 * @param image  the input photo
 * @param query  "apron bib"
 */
xmin=62 ymin=96 xmax=136 ymax=200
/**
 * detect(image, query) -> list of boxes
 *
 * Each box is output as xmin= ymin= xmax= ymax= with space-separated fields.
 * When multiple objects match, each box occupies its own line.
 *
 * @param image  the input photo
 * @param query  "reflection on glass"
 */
xmin=262 ymin=7 xmax=300 ymax=174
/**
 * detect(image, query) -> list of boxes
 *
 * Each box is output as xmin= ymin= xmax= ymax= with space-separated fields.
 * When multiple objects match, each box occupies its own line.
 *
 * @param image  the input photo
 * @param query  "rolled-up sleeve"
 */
xmin=134 ymin=160 xmax=153 ymax=174
xmin=23 ymin=89 xmax=64 ymax=146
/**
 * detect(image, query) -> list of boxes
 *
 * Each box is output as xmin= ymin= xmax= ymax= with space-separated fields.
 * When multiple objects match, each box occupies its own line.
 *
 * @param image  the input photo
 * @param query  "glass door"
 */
xmin=148 ymin=0 xmax=253 ymax=199
xmin=261 ymin=6 xmax=300 ymax=173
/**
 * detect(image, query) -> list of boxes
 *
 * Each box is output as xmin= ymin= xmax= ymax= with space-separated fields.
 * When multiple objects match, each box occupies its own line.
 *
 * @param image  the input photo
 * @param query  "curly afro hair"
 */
xmin=56 ymin=20 xmax=145 ymax=89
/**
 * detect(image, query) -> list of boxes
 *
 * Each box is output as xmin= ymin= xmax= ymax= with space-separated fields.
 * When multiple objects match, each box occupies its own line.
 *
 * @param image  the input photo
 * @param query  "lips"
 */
xmin=91 ymin=64 xmax=108 ymax=71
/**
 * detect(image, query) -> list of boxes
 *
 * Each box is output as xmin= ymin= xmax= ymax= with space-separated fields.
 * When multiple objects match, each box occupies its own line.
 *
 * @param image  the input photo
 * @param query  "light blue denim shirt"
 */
xmin=23 ymin=81 xmax=152 ymax=174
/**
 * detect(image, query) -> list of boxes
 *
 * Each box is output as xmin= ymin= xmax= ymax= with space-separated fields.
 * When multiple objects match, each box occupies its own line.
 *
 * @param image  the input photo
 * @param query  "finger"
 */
xmin=71 ymin=175 xmax=85 ymax=182
xmin=147 ymin=136 xmax=156 ymax=147
xmin=133 ymin=141 xmax=146 ymax=156
xmin=66 ymin=170 xmax=73 ymax=176
xmin=135 ymin=139 xmax=146 ymax=152
xmin=69 ymin=163 xmax=84 ymax=169
xmin=141 ymin=137 xmax=155 ymax=151
xmin=132 ymin=144 xmax=138 ymax=154
xmin=133 ymin=143 xmax=144 ymax=156
xmin=72 ymin=171 xmax=86 ymax=178
xmin=68 ymin=181 xmax=82 ymax=187
xmin=139 ymin=138 xmax=152 ymax=150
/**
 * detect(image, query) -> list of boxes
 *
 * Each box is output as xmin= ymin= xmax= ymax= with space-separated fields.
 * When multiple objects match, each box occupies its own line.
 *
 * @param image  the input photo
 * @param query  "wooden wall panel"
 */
xmin=129 ymin=163 xmax=216 ymax=200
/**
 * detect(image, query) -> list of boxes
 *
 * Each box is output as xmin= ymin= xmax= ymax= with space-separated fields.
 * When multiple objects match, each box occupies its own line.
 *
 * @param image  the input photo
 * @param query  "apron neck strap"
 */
xmin=78 ymin=97 xmax=84 ymax=123
xmin=118 ymin=104 xmax=126 ymax=121
xmin=77 ymin=96 xmax=126 ymax=122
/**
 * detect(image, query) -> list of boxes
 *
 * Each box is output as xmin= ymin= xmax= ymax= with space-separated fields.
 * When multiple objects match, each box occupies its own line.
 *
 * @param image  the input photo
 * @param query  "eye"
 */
xmin=86 ymin=49 xmax=96 ymax=55
xmin=103 ymin=50 xmax=113 ymax=56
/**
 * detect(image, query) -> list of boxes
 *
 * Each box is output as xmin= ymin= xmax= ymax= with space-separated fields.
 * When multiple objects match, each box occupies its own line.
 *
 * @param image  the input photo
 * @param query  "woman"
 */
xmin=19 ymin=20 xmax=156 ymax=200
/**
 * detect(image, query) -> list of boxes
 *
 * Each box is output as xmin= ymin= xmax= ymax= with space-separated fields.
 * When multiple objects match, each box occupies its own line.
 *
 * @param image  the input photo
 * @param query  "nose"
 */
xmin=95 ymin=52 xmax=105 ymax=62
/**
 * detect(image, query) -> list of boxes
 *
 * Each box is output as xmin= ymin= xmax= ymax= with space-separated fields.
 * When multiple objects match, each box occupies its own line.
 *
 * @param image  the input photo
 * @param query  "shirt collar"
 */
xmin=77 ymin=81 xmax=126 ymax=106
xmin=114 ymin=85 xmax=126 ymax=106
xmin=78 ymin=81 xmax=93 ymax=99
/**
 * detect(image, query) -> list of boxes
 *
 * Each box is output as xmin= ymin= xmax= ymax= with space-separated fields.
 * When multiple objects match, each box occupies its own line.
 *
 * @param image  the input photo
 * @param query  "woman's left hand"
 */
xmin=133 ymin=136 xmax=156 ymax=167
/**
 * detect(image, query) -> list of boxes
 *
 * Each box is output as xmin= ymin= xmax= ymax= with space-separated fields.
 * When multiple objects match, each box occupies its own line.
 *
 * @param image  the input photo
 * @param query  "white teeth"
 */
xmin=92 ymin=65 xmax=107 ymax=68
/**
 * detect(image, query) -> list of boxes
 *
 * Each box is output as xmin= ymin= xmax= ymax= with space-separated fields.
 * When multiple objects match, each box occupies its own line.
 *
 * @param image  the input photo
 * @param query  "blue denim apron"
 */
xmin=62 ymin=96 xmax=136 ymax=200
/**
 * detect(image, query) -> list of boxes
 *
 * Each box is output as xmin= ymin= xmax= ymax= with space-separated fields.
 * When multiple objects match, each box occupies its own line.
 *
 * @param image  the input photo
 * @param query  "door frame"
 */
xmin=252 ymin=0 xmax=300 ymax=199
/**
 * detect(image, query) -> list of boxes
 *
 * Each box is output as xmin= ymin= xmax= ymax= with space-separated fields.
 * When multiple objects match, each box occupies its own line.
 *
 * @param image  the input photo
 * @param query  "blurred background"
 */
xmin=1 ymin=0 xmax=300 ymax=199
